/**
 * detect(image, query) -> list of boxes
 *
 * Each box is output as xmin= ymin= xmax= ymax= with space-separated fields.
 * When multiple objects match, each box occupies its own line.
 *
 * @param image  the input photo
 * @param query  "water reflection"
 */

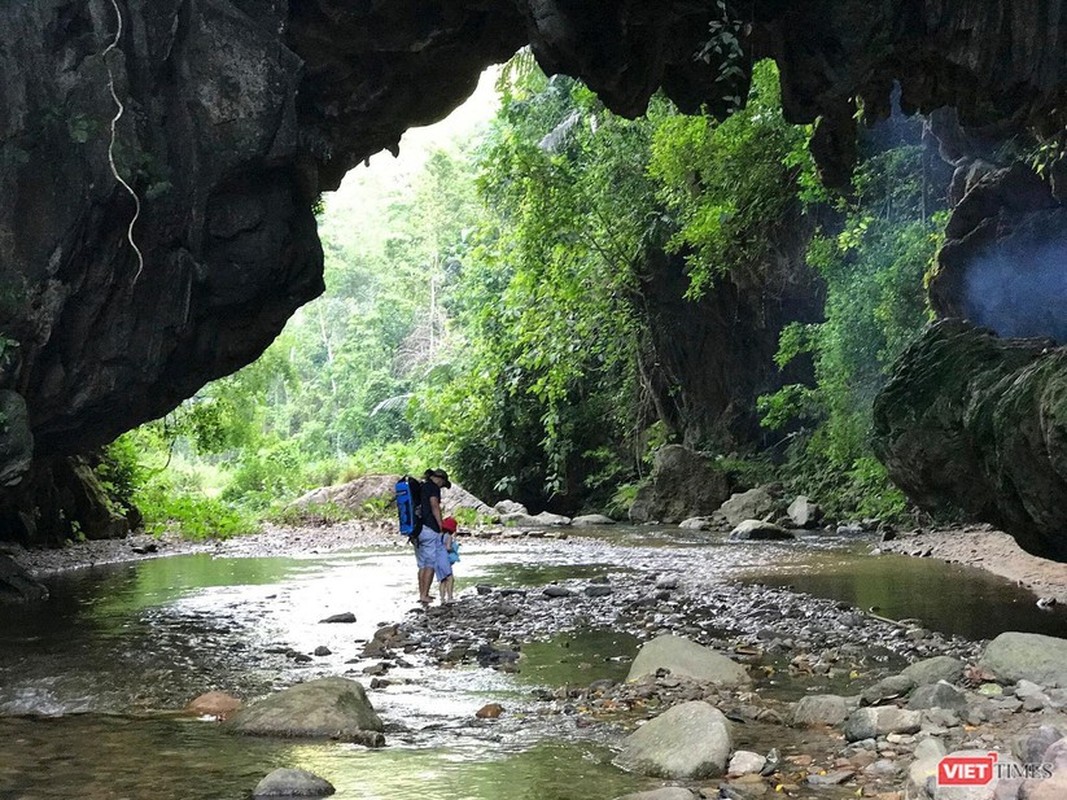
xmin=747 ymin=552 xmax=1067 ymax=640
xmin=0 ymin=715 xmax=648 ymax=800
xmin=516 ymin=629 xmax=638 ymax=687
xmin=2 ymin=526 xmax=1066 ymax=799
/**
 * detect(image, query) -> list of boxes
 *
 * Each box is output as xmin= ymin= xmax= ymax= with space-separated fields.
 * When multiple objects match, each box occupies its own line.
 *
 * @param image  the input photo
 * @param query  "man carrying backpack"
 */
xmin=416 ymin=468 xmax=451 ymax=605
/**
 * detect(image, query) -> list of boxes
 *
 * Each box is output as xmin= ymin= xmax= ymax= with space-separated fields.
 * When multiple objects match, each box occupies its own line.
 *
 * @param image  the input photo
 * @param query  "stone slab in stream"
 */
xmin=614 ymin=789 xmax=698 ymax=800
xmin=728 ymin=519 xmax=794 ymax=541
xmin=227 ymin=677 xmax=384 ymax=747
xmin=792 ymin=694 xmax=852 ymax=727
xmin=626 ymin=634 xmax=750 ymax=686
xmin=613 ymin=701 xmax=732 ymax=779
xmin=571 ymin=514 xmax=616 ymax=527
xmin=253 ymin=768 xmax=335 ymax=798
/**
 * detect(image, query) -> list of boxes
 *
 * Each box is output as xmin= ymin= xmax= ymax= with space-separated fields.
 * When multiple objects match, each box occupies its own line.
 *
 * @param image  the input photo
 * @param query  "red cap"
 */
xmin=442 ymin=516 xmax=458 ymax=532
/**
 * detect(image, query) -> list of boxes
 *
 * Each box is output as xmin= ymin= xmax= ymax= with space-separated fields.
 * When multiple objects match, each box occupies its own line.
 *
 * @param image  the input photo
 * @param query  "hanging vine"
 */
xmin=102 ymin=0 xmax=145 ymax=284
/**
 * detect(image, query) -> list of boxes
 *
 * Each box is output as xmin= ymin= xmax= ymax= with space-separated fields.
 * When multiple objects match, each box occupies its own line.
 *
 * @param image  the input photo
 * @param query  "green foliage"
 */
xmin=605 ymin=481 xmax=641 ymax=520
xmin=714 ymin=454 xmax=777 ymax=489
xmin=269 ymin=501 xmax=358 ymax=528
xmin=96 ymin=435 xmax=145 ymax=509
xmin=137 ymin=484 xmax=258 ymax=539
xmin=111 ymin=56 xmax=945 ymax=528
xmin=451 ymin=506 xmax=491 ymax=527
xmin=759 ymin=122 xmax=945 ymax=520
xmin=420 ymin=69 xmax=656 ymax=507
xmin=648 ymin=61 xmax=816 ymax=297
xmin=696 ymin=0 xmax=748 ymax=112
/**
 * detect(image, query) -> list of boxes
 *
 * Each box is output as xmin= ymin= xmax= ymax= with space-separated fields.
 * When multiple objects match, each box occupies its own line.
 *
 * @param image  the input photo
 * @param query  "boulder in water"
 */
xmin=718 ymin=487 xmax=778 ymax=527
xmin=614 ymin=790 xmax=698 ymax=800
xmin=678 ymin=516 xmax=715 ymax=530
xmin=533 ymin=511 xmax=571 ymax=526
xmin=253 ymin=768 xmax=335 ymax=798
xmin=728 ymin=519 xmax=794 ymax=541
xmin=626 ymin=634 xmax=750 ymax=687
xmin=793 ymin=694 xmax=851 ymax=727
xmin=494 ymin=500 xmax=528 ymax=515
xmin=185 ymin=691 xmax=242 ymax=720
xmin=227 ymin=677 xmax=385 ymax=746
xmin=613 ymin=701 xmax=732 ymax=779
xmin=571 ymin=514 xmax=615 ymax=527
xmin=900 ymin=655 xmax=965 ymax=686
xmin=843 ymin=706 xmax=921 ymax=741
xmin=787 ymin=495 xmax=822 ymax=528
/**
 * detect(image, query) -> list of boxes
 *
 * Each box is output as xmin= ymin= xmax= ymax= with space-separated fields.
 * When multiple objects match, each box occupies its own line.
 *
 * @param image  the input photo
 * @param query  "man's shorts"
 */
xmin=416 ymin=529 xmax=440 ymax=569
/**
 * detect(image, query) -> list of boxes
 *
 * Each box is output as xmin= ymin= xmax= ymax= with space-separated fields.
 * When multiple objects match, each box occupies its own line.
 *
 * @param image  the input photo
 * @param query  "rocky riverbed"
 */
xmin=5 ymin=521 xmax=1067 ymax=800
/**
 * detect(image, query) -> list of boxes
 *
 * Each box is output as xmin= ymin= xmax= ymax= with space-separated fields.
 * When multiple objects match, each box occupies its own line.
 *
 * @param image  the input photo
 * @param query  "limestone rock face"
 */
xmin=0 ymin=554 xmax=49 ymax=604
xmin=626 ymin=634 xmax=750 ymax=687
xmin=629 ymin=446 xmax=732 ymax=524
xmin=8 ymin=0 xmax=1067 ymax=543
xmin=930 ymin=163 xmax=1067 ymax=343
xmin=0 ymin=391 xmax=32 ymax=487
xmin=613 ymin=701 xmax=732 ymax=780
xmin=873 ymin=319 xmax=1067 ymax=562
xmin=227 ymin=677 xmax=385 ymax=746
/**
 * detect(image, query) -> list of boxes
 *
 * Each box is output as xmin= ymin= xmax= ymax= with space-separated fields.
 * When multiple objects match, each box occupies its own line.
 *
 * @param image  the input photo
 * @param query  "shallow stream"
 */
xmin=1 ymin=527 xmax=1065 ymax=799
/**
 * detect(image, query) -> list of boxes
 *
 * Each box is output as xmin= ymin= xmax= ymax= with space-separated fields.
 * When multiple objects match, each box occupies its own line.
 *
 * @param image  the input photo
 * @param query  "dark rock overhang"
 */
xmin=4 ymin=0 xmax=1067 ymax=549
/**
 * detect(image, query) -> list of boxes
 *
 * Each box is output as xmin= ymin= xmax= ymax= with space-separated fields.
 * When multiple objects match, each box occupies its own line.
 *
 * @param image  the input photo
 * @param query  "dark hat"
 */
xmin=426 ymin=468 xmax=452 ymax=488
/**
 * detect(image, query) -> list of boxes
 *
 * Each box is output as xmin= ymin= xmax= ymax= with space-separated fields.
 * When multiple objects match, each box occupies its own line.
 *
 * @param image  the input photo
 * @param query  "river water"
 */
xmin=1 ymin=527 xmax=1065 ymax=799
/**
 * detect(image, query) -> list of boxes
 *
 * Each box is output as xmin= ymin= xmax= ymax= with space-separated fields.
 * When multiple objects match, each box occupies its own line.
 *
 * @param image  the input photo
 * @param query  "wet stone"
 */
xmin=728 ymin=750 xmax=766 ymax=776
xmin=807 ymin=769 xmax=854 ymax=787
xmin=319 ymin=612 xmax=356 ymax=624
xmin=908 ymin=681 xmax=968 ymax=710
xmin=862 ymin=674 xmax=916 ymax=705
xmin=585 ymin=585 xmax=613 ymax=597
xmin=253 ymin=768 xmax=335 ymax=798
xmin=1012 ymin=725 xmax=1064 ymax=765
xmin=900 ymin=655 xmax=965 ymax=685
xmin=793 ymin=694 xmax=851 ymax=727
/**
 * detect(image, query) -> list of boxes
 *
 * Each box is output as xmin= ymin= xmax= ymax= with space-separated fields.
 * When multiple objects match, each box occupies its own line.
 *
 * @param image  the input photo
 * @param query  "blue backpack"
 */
xmin=447 ymin=539 xmax=460 ymax=564
xmin=395 ymin=476 xmax=423 ymax=540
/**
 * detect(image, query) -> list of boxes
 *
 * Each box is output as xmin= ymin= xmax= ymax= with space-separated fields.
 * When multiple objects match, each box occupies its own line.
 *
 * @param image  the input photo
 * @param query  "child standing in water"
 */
xmin=437 ymin=516 xmax=459 ymax=604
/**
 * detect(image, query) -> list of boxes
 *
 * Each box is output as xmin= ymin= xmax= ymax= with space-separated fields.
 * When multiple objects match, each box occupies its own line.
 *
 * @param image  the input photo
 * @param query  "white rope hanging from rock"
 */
xmin=102 ymin=0 xmax=144 ymax=285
